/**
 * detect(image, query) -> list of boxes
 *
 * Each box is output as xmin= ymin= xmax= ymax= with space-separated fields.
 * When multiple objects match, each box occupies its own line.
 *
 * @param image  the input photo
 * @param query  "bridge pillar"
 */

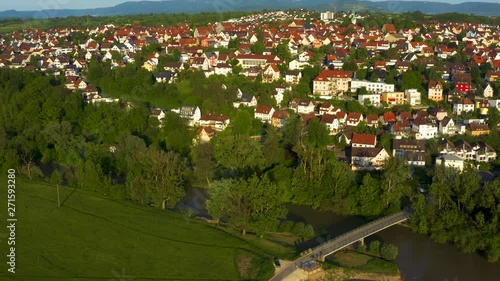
xmin=359 ymin=237 xmax=364 ymax=246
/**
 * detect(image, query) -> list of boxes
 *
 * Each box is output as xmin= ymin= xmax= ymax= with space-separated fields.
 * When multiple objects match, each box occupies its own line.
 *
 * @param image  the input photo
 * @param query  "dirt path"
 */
xmin=306 ymin=268 xmax=402 ymax=281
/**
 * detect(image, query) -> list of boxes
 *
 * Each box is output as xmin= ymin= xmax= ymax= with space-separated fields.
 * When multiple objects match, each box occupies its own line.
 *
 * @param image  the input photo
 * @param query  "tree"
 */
xmin=410 ymin=194 xmax=430 ymax=234
xmin=206 ymin=179 xmax=233 ymax=224
xmin=228 ymin=38 xmax=240 ymax=49
xmin=487 ymin=107 xmax=500 ymax=130
xmin=276 ymin=40 xmax=291 ymax=63
xmin=401 ymin=70 xmax=423 ymax=91
xmin=141 ymin=148 xmax=188 ymax=209
xmin=358 ymin=174 xmax=383 ymax=216
xmin=213 ymin=133 xmax=264 ymax=177
xmin=381 ymin=157 xmax=410 ymax=209
xmin=342 ymin=59 xmax=358 ymax=72
xmin=261 ymin=125 xmax=285 ymax=167
xmin=380 ymin=244 xmax=398 ymax=260
xmin=212 ymin=174 xmax=287 ymax=236
xmin=250 ymin=42 xmax=265 ymax=55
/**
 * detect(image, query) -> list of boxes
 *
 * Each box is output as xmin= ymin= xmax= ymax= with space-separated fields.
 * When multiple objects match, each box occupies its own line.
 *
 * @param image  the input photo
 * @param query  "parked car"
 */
xmin=274 ymin=257 xmax=281 ymax=268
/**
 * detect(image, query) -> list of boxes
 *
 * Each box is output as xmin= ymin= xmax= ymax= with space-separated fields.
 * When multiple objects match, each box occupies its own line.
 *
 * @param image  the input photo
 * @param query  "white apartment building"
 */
xmin=350 ymin=80 xmax=395 ymax=94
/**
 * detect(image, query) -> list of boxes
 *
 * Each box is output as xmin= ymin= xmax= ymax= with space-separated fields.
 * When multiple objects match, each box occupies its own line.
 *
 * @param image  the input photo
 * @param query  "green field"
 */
xmin=328 ymin=251 xmax=399 ymax=275
xmin=0 ymin=177 xmax=280 ymax=280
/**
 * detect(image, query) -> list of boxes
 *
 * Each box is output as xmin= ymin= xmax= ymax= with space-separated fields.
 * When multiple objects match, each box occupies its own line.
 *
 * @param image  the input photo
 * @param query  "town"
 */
xmin=1 ymin=7 xmax=500 ymax=281
xmin=2 ymin=10 xmax=498 ymax=172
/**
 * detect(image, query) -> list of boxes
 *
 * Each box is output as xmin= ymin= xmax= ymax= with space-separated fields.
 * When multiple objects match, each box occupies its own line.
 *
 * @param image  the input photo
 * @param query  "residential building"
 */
xmin=285 ymin=70 xmax=302 ymax=84
xmin=254 ymin=105 xmax=275 ymax=122
xmin=174 ymin=105 xmax=202 ymax=126
xmin=351 ymin=133 xmax=377 ymax=148
xmin=320 ymin=114 xmax=340 ymax=134
xmin=194 ymin=126 xmax=216 ymax=144
xmin=466 ymin=123 xmax=490 ymax=136
xmin=198 ymin=115 xmax=230 ymax=131
xmin=262 ymin=64 xmax=281 ymax=83
xmin=358 ymin=93 xmax=381 ymax=106
xmin=289 ymin=98 xmax=315 ymax=114
xmin=350 ymin=80 xmax=395 ymax=94
xmin=381 ymin=92 xmax=405 ymax=105
xmin=453 ymin=98 xmax=475 ymax=115
xmin=439 ymin=117 xmax=456 ymax=135
xmin=233 ymin=89 xmax=257 ymax=108
xmin=413 ymin=118 xmax=438 ymax=139
xmin=405 ymin=89 xmax=421 ymax=106
xmin=346 ymin=112 xmax=363 ymax=127
xmin=483 ymin=84 xmax=494 ymax=98
xmin=436 ymin=154 xmax=464 ymax=171
xmin=428 ymin=80 xmax=443 ymax=102
xmin=271 ymin=110 xmax=290 ymax=128
xmin=313 ymin=69 xmax=352 ymax=98
xmin=235 ymin=54 xmax=281 ymax=68
xmin=351 ymin=147 xmax=390 ymax=171
xmin=392 ymin=139 xmax=426 ymax=158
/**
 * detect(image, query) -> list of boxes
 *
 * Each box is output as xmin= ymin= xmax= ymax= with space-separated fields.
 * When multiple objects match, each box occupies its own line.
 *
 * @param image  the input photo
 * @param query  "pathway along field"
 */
xmin=0 ymin=178 xmax=274 ymax=280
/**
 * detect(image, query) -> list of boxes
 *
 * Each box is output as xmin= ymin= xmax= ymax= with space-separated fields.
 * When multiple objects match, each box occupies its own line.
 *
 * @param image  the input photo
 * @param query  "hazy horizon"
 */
xmin=0 ymin=0 xmax=499 ymax=11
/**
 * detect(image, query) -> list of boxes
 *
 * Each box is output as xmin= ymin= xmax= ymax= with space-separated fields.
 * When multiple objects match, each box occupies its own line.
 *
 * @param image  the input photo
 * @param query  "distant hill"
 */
xmin=0 ymin=0 xmax=498 ymax=19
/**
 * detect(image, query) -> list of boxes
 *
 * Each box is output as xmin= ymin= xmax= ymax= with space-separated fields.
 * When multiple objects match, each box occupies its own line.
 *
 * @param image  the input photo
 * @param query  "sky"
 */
xmin=0 ymin=0 xmax=498 ymax=11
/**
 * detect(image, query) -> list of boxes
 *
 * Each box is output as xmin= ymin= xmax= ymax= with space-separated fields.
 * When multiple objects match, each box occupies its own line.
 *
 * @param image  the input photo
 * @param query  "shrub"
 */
xmin=278 ymin=221 xmax=295 ymax=233
xmin=369 ymin=240 xmax=381 ymax=256
xmin=380 ymin=243 xmax=398 ymax=261
xmin=358 ymin=244 xmax=367 ymax=252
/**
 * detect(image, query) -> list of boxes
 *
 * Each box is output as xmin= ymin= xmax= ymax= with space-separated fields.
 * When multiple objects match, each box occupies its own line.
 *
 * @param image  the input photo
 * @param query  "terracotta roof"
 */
xmin=320 ymin=114 xmax=336 ymax=124
xmin=314 ymin=69 xmax=352 ymax=81
xmin=351 ymin=147 xmax=385 ymax=157
xmin=352 ymin=133 xmax=376 ymax=146
xmin=255 ymin=105 xmax=274 ymax=114
xmin=200 ymin=115 xmax=230 ymax=122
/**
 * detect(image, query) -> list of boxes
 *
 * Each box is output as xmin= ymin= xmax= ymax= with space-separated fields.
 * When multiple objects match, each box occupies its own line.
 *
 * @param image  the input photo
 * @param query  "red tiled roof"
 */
xmin=314 ymin=69 xmax=352 ymax=81
xmin=255 ymin=105 xmax=274 ymax=114
xmin=352 ymin=133 xmax=376 ymax=146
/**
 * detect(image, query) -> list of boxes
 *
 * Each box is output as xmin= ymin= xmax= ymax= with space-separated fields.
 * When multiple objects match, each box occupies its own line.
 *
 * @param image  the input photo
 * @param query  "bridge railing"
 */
xmin=314 ymin=211 xmax=411 ymax=254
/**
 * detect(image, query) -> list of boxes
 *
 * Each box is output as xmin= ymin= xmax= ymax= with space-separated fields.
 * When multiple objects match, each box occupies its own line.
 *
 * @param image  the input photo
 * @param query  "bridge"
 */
xmin=270 ymin=210 xmax=411 ymax=281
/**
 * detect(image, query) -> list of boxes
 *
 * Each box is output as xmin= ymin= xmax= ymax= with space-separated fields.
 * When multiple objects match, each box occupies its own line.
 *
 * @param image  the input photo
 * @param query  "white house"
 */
xmin=413 ymin=119 xmax=438 ymax=139
xmin=254 ymin=105 xmax=275 ymax=122
xmin=351 ymin=147 xmax=390 ymax=171
xmin=439 ymin=117 xmax=456 ymax=135
xmin=350 ymin=80 xmax=395 ymax=94
xmin=358 ymin=94 xmax=381 ymax=106
xmin=172 ymin=105 xmax=202 ymax=126
xmin=483 ymin=84 xmax=494 ymax=98
xmin=435 ymin=154 xmax=464 ymax=171
xmin=405 ymin=89 xmax=421 ymax=106
xmin=320 ymin=114 xmax=340 ymax=134
xmin=453 ymin=98 xmax=475 ymax=115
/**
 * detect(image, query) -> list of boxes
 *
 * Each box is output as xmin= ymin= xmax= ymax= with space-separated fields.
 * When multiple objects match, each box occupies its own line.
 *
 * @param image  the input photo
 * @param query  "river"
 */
xmin=179 ymin=188 xmax=500 ymax=281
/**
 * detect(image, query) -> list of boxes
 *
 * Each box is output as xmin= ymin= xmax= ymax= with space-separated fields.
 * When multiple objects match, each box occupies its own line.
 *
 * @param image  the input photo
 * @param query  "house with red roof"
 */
xmin=198 ymin=115 xmax=231 ymax=131
xmin=352 ymin=133 xmax=377 ymax=148
xmin=453 ymin=98 xmax=475 ymax=115
xmin=262 ymin=64 xmax=281 ymax=83
xmin=320 ymin=114 xmax=340 ymax=134
xmin=254 ymin=105 xmax=275 ymax=122
xmin=313 ymin=69 xmax=353 ymax=98
xmin=271 ymin=110 xmax=290 ymax=128
xmin=346 ymin=112 xmax=363 ymax=127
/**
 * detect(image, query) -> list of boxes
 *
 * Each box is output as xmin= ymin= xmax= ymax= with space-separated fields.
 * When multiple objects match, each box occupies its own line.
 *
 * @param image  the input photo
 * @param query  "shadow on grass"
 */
xmin=60 ymin=187 xmax=77 ymax=207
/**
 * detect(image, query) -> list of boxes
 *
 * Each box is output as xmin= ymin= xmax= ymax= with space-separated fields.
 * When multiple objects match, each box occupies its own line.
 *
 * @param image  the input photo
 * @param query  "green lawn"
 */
xmin=330 ymin=251 xmax=399 ymax=275
xmin=0 ymin=177 xmax=277 ymax=280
